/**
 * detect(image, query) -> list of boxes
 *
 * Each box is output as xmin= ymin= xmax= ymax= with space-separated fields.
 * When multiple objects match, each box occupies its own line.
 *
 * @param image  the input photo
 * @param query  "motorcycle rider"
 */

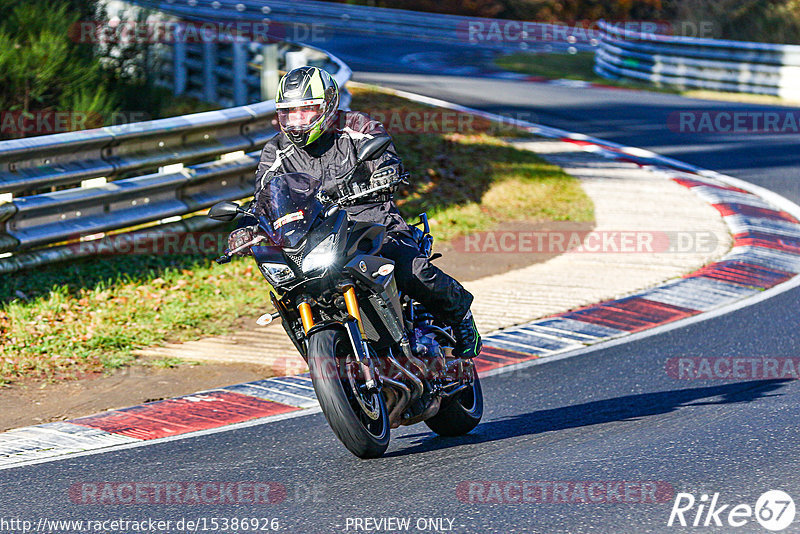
xmin=228 ymin=66 xmax=481 ymax=359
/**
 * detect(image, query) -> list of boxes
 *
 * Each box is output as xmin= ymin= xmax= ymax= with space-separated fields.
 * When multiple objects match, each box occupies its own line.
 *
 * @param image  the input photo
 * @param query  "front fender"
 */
xmin=306 ymin=319 xmax=367 ymax=366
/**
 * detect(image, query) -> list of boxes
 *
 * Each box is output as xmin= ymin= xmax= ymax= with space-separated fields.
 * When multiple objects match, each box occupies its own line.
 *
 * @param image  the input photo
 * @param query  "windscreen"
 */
xmin=254 ymin=173 xmax=323 ymax=248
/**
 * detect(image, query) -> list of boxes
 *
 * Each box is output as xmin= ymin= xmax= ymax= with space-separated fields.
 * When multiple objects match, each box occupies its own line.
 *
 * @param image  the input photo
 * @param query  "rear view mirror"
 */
xmin=208 ymin=201 xmax=242 ymax=221
xmin=357 ymin=135 xmax=392 ymax=162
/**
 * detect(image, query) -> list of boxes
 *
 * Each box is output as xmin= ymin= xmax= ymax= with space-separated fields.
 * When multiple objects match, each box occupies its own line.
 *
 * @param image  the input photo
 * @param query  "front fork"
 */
xmin=298 ymin=283 xmax=378 ymax=391
xmin=341 ymin=283 xmax=379 ymax=391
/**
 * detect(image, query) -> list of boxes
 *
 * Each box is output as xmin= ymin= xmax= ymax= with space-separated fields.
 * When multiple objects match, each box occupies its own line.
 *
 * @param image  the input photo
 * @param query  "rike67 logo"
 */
xmin=668 ymin=490 xmax=795 ymax=531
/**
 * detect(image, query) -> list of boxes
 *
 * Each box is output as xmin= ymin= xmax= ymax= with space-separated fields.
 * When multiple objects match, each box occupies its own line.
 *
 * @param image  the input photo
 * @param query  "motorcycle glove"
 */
xmin=227 ymin=226 xmax=267 ymax=256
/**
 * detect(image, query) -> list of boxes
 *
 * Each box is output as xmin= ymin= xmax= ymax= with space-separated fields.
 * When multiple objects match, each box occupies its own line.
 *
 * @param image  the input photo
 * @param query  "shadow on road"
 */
xmin=386 ymin=379 xmax=791 ymax=457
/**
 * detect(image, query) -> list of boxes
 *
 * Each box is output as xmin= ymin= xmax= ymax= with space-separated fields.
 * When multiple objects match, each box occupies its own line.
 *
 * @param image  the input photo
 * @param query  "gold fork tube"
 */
xmin=342 ymin=285 xmax=367 ymax=338
xmin=298 ymin=301 xmax=315 ymax=333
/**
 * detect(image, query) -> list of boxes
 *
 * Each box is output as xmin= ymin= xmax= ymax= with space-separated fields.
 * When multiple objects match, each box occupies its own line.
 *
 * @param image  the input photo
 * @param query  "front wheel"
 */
xmin=424 ymin=373 xmax=483 ymax=437
xmin=307 ymin=328 xmax=390 ymax=458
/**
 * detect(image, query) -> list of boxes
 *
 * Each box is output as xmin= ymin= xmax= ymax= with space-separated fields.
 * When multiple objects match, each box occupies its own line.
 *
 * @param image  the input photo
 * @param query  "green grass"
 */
xmin=0 ymin=253 xmax=271 ymax=382
xmin=495 ymin=51 xmax=674 ymax=91
xmin=495 ymin=51 xmax=800 ymax=107
xmin=0 ymin=87 xmax=594 ymax=384
xmin=394 ymin=133 xmax=593 ymax=240
xmin=497 ymin=52 xmax=599 ymax=82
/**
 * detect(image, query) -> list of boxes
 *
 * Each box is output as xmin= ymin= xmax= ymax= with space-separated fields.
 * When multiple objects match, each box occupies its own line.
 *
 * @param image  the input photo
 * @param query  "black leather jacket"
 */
xmin=254 ymin=111 xmax=410 ymax=233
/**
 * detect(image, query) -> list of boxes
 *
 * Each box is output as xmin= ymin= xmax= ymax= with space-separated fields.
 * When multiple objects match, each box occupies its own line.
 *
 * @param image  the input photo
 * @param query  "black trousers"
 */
xmin=380 ymin=232 xmax=473 ymax=325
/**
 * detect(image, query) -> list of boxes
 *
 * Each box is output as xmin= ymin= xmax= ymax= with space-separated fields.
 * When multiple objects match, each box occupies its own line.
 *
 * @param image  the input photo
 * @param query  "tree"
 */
xmin=0 ymin=0 xmax=117 ymax=138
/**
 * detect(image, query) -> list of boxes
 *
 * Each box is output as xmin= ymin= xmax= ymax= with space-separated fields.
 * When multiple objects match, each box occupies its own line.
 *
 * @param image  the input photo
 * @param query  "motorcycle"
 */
xmin=208 ymin=136 xmax=482 ymax=458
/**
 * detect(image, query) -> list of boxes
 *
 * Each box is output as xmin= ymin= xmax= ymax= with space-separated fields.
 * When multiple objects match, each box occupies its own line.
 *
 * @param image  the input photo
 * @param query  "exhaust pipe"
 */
xmin=381 ymin=376 xmax=411 ymax=428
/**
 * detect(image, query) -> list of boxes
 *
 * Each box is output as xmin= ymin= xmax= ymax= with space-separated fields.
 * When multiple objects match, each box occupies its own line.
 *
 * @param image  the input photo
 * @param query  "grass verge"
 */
xmin=495 ymin=52 xmax=675 ymax=92
xmin=496 ymin=52 xmax=800 ymax=107
xmin=0 ymin=87 xmax=593 ymax=384
xmin=0 ymin=255 xmax=270 ymax=383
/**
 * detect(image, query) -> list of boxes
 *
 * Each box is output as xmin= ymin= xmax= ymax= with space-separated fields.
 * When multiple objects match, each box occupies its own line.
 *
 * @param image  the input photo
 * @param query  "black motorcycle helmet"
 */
xmin=275 ymin=66 xmax=339 ymax=147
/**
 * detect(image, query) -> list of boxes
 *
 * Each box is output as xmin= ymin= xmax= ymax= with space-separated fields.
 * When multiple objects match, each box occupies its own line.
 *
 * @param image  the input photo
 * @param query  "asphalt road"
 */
xmin=3 ymin=31 xmax=800 ymax=534
xmin=2 ymin=292 xmax=799 ymax=533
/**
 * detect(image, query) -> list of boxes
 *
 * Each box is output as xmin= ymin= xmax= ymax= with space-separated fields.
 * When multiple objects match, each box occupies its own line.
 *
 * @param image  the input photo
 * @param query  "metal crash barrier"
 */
xmin=0 ymin=4 xmax=351 ymax=274
xmin=595 ymin=21 xmax=800 ymax=100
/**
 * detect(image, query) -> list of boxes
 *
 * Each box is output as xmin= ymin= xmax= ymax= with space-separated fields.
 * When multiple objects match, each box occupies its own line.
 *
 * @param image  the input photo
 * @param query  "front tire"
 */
xmin=424 ymin=373 xmax=483 ymax=437
xmin=307 ymin=328 xmax=390 ymax=458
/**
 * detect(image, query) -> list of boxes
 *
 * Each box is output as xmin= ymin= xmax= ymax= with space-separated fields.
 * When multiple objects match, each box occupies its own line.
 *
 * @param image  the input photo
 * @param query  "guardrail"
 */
xmin=161 ymin=33 xmax=337 ymax=107
xmin=128 ymin=0 xmax=597 ymax=52
xmin=102 ymin=0 xmax=336 ymax=107
xmin=0 ymin=13 xmax=352 ymax=274
xmin=595 ymin=21 xmax=800 ymax=100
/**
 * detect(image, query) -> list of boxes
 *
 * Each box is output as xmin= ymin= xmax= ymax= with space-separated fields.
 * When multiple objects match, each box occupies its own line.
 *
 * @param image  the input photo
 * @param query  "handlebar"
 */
xmin=334 ymin=177 xmax=408 ymax=206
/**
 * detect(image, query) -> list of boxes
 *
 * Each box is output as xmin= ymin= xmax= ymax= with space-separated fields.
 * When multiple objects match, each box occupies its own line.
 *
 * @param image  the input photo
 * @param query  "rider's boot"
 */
xmin=452 ymin=310 xmax=482 ymax=359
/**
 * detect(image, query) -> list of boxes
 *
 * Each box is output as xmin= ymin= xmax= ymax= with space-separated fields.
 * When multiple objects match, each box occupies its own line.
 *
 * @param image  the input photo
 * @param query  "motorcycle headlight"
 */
xmin=259 ymin=262 xmax=295 ymax=285
xmin=302 ymin=234 xmax=338 ymax=273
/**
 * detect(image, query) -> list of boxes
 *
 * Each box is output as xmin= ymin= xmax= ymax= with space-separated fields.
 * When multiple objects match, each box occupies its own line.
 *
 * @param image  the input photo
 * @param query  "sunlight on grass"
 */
xmin=495 ymin=51 xmax=679 ymax=93
xmin=0 ymin=260 xmax=268 ymax=383
xmin=496 ymin=51 xmax=800 ymax=107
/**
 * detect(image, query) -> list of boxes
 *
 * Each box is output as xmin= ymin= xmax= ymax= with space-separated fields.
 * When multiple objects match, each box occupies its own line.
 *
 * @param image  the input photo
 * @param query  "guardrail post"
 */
xmin=203 ymin=39 xmax=218 ymax=102
xmin=173 ymin=24 xmax=187 ymax=96
xmin=233 ymin=36 xmax=248 ymax=106
xmin=261 ymin=43 xmax=280 ymax=100
xmin=0 ymin=200 xmax=19 ymax=253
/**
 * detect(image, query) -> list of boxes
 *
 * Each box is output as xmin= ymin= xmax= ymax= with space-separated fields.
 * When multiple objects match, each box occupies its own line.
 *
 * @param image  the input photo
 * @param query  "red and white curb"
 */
xmin=0 ymin=378 xmax=318 ymax=469
xmin=3 ymin=87 xmax=800 ymax=470
xmin=470 ymin=171 xmax=800 ymax=375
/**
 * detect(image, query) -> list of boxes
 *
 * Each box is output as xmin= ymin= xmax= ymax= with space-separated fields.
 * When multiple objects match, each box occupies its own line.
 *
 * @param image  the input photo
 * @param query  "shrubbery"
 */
xmin=0 ymin=1 xmax=112 ymax=138
xmin=335 ymin=0 xmax=800 ymax=43
xmin=0 ymin=0 xmax=179 ymax=140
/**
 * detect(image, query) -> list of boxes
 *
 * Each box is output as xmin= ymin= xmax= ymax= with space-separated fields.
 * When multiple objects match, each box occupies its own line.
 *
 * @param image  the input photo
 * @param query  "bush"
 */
xmin=0 ymin=0 xmax=184 ymax=140
xmin=0 ymin=0 xmax=118 ymax=134
xmin=336 ymin=0 xmax=800 ymax=43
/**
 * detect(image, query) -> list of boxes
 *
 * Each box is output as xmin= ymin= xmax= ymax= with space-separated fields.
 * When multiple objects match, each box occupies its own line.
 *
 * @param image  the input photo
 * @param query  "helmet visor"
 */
xmin=276 ymin=100 xmax=325 ymax=132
